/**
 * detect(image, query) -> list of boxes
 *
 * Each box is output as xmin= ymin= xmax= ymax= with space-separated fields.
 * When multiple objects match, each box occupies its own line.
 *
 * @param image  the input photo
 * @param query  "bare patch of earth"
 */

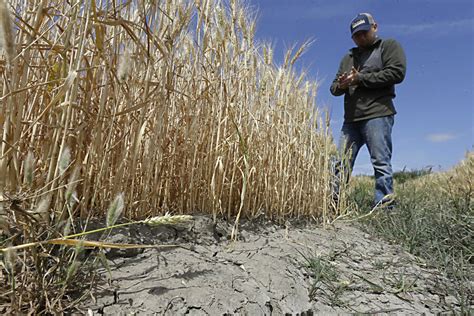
xmin=79 ymin=215 xmax=467 ymax=315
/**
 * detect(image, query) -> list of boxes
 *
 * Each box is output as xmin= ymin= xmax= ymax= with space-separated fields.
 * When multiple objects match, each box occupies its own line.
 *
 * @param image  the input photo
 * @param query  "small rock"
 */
xmin=445 ymin=295 xmax=458 ymax=305
xmin=379 ymin=295 xmax=389 ymax=303
xmin=105 ymin=247 xmax=143 ymax=260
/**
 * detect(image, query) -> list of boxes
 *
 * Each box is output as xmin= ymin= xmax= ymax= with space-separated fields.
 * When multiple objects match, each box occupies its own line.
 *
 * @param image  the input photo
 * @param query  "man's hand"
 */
xmin=337 ymin=67 xmax=360 ymax=89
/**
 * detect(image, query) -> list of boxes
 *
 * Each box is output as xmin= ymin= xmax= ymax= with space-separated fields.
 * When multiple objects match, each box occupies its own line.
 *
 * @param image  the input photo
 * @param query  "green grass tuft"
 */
xmin=350 ymin=153 xmax=473 ymax=311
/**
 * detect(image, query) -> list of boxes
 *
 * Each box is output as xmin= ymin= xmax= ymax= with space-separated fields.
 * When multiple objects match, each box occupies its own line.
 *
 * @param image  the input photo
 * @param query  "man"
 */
xmin=330 ymin=13 xmax=406 ymax=208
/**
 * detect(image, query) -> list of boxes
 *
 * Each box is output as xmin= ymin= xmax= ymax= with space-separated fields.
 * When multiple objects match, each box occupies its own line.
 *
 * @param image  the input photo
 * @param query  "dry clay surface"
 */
xmin=83 ymin=216 xmax=467 ymax=315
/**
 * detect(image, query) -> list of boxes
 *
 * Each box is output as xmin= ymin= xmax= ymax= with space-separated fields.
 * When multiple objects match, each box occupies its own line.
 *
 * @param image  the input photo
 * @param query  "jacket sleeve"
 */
xmin=358 ymin=39 xmax=406 ymax=88
xmin=330 ymin=56 xmax=348 ymax=96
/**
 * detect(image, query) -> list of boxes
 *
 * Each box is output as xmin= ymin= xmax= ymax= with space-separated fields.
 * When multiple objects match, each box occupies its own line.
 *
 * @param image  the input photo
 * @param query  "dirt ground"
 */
xmin=80 ymin=215 xmax=468 ymax=315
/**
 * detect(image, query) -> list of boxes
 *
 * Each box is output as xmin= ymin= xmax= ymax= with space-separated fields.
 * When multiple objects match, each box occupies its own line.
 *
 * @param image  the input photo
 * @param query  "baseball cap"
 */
xmin=350 ymin=13 xmax=376 ymax=36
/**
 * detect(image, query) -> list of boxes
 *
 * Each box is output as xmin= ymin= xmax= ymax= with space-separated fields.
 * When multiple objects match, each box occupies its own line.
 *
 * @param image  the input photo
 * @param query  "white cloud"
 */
xmin=299 ymin=4 xmax=356 ymax=20
xmin=384 ymin=19 xmax=474 ymax=36
xmin=259 ymin=3 xmax=357 ymax=21
xmin=426 ymin=133 xmax=458 ymax=143
xmin=329 ymin=118 xmax=342 ymax=126
xmin=352 ymin=163 xmax=373 ymax=175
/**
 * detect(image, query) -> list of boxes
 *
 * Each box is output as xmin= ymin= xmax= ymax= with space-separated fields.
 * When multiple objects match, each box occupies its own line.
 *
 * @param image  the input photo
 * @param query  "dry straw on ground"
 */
xmin=0 ymin=0 xmax=342 ymax=225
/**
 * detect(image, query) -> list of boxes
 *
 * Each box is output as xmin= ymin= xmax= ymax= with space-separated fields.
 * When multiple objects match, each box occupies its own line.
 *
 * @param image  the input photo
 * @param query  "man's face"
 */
xmin=352 ymin=24 xmax=378 ymax=48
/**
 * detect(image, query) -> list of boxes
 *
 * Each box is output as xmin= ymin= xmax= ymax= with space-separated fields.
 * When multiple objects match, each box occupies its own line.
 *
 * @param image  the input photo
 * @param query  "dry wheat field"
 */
xmin=0 ymin=0 xmax=471 ymax=314
xmin=0 ymin=0 xmax=345 ymax=312
xmin=0 ymin=0 xmax=343 ymax=222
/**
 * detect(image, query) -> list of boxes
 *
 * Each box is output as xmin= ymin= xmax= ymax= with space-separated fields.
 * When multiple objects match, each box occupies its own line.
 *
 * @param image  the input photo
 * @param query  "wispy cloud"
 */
xmin=299 ymin=4 xmax=357 ymax=20
xmin=329 ymin=118 xmax=342 ymax=126
xmin=353 ymin=163 xmax=373 ymax=175
xmin=426 ymin=133 xmax=458 ymax=143
xmin=353 ymin=161 xmax=407 ymax=175
xmin=259 ymin=2 xmax=357 ymax=21
xmin=384 ymin=18 xmax=474 ymax=36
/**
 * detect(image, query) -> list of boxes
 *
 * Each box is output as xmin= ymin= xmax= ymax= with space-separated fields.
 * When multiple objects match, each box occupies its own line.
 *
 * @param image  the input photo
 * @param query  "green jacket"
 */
xmin=330 ymin=38 xmax=407 ymax=122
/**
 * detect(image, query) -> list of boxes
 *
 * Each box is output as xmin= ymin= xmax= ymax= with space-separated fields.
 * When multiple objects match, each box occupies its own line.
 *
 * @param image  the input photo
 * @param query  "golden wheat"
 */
xmin=0 ymin=0 xmax=340 ymax=230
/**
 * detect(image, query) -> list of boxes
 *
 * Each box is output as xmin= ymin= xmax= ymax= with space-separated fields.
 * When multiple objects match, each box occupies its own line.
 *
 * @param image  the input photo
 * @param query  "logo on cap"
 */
xmin=350 ymin=13 xmax=375 ymax=35
xmin=351 ymin=19 xmax=366 ymax=29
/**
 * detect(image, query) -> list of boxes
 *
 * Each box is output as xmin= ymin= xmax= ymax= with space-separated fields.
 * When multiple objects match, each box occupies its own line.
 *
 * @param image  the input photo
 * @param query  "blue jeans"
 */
xmin=334 ymin=115 xmax=395 ymax=206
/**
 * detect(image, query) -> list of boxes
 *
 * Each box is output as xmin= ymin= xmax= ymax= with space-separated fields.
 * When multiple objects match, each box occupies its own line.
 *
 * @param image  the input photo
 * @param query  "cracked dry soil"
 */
xmin=82 ymin=216 xmax=467 ymax=315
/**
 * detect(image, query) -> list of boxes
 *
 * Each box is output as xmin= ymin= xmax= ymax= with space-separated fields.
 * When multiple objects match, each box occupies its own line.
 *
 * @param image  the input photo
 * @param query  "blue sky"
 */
xmin=248 ymin=0 xmax=473 ymax=174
